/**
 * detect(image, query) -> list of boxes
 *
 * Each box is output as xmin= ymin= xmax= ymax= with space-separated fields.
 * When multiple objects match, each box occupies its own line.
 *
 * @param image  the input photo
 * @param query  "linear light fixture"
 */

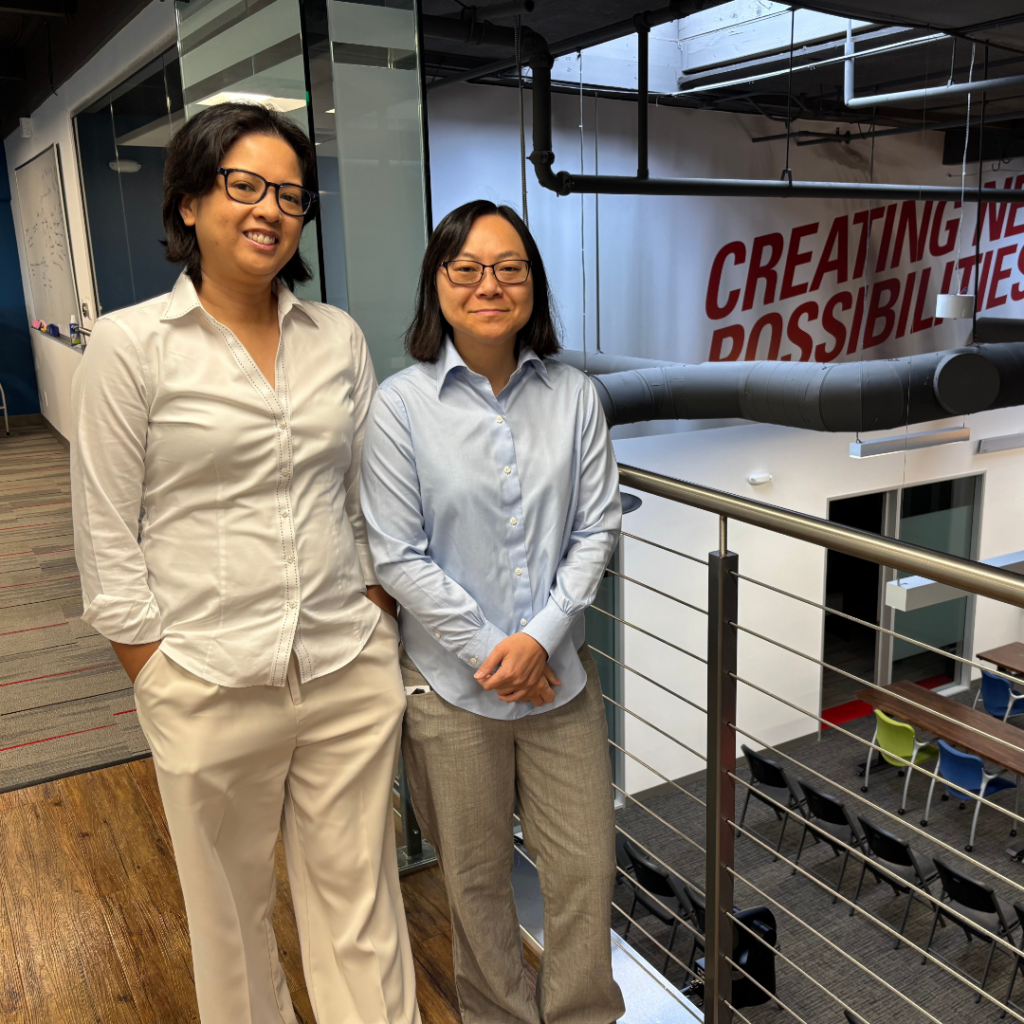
xmin=849 ymin=426 xmax=970 ymax=458
xmin=978 ymin=431 xmax=1024 ymax=454
xmin=197 ymin=91 xmax=307 ymax=112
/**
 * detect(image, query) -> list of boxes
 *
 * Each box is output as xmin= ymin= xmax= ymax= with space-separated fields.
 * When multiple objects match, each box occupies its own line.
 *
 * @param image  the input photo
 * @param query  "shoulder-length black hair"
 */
xmin=405 ymin=200 xmax=561 ymax=362
xmin=162 ymin=102 xmax=318 ymax=290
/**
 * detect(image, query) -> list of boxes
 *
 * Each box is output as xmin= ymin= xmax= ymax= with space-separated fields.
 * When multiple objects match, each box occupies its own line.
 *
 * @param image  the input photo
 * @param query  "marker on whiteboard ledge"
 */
xmin=69 ymin=312 xmax=80 ymax=344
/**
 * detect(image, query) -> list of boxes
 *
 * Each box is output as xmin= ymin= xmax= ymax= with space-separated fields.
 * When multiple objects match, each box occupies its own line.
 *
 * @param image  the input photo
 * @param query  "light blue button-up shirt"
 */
xmin=361 ymin=338 xmax=622 ymax=720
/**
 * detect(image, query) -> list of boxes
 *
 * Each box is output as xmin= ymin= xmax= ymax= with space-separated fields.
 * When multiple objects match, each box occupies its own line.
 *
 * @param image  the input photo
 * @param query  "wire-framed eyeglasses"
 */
xmin=440 ymin=259 xmax=532 ymax=286
xmin=216 ymin=168 xmax=318 ymax=218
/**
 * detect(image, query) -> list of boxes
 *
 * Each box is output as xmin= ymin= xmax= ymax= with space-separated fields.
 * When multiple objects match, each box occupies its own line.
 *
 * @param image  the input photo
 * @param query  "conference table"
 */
xmin=978 ymin=642 xmax=1024 ymax=677
xmin=856 ymin=680 xmax=1024 ymax=778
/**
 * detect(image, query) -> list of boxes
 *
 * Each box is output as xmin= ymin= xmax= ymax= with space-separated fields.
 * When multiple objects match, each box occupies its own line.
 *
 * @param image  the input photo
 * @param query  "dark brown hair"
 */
xmin=162 ymin=103 xmax=318 ymax=289
xmin=405 ymin=200 xmax=561 ymax=362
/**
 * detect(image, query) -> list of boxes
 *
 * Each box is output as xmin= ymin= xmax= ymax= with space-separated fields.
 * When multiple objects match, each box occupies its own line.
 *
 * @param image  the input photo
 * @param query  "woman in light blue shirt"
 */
xmin=361 ymin=200 xmax=624 ymax=1024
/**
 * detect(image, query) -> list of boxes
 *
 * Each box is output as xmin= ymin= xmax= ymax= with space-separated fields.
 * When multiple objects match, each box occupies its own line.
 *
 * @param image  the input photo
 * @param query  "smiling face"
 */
xmin=178 ymin=132 xmax=305 ymax=290
xmin=436 ymin=213 xmax=534 ymax=352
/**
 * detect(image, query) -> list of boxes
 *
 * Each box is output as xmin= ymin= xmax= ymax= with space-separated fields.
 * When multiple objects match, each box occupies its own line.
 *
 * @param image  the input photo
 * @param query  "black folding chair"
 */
xmin=739 ymin=744 xmax=808 ymax=858
xmin=850 ymin=815 xmax=939 ymax=949
xmin=924 ymin=857 xmax=1021 ymax=1002
xmin=792 ymin=779 xmax=867 ymax=902
xmin=1002 ymin=903 xmax=1024 ymax=1017
xmin=622 ymin=839 xmax=691 ymax=973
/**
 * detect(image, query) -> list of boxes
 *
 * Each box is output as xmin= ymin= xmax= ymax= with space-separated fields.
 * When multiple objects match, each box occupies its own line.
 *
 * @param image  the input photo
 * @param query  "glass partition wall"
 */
xmin=173 ymin=0 xmax=429 ymax=376
xmin=75 ymin=48 xmax=185 ymax=315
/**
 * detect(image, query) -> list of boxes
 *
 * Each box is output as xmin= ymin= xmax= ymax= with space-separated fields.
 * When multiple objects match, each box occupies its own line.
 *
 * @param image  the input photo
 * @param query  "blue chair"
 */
xmin=922 ymin=740 xmax=1019 ymax=852
xmin=980 ymin=671 xmax=1024 ymax=722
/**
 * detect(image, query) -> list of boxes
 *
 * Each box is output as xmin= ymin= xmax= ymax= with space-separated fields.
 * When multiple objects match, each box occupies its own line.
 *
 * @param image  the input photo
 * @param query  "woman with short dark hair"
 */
xmin=70 ymin=103 xmax=418 ymax=1024
xmin=361 ymin=200 xmax=625 ymax=1024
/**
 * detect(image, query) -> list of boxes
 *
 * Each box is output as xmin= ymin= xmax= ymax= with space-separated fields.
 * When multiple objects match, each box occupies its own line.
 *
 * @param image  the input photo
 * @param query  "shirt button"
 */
xmin=509 ymin=517 xmax=517 ymax=526
xmin=520 ymin=618 xmax=528 ymax=626
xmin=503 ymin=466 xmax=511 ymax=475
xmin=434 ymin=632 xmax=441 ymax=639
xmin=287 ymin=555 xmax=295 ymax=564
xmin=496 ymin=416 xmax=503 ymax=424
xmin=515 ymin=567 xmax=522 ymax=576
xmin=278 ymin=422 xmax=285 ymax=431
xmin=282 ymin=509 xmax=290 ymax=518
xmin=470 ymin=657 xmax=478 ymax=666
xmin=288 ymin=600 xmax=296 ymax=609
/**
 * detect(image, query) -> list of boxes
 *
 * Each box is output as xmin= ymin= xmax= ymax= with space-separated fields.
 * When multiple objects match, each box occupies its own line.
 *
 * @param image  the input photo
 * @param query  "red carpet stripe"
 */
xmin=0 ymin=574 xmax=79 ymax=591
xmin=113 ymin=709 xmax=136 ymax=716
xmin=0 ymin=622 xmax=68 ymax=637
xmin=1 ymin=662 xmax=120 ymax=688
xmin=0 ymin=723 xmax=115 ymax=753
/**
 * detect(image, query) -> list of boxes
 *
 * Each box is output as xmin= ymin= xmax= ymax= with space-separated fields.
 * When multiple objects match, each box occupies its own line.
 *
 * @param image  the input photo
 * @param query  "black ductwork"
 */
xmin=573 ymin=344 xmax=1024 ymax=431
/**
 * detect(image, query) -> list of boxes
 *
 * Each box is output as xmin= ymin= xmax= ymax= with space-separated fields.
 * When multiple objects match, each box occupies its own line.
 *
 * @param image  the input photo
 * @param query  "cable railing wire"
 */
xmin=589 ymin=643 xmax=707 ymax=714
xmin=622 ymin=529 xmax=708 ymax=566
xmin=589 ymin=604 xmax=707 ymax=663
xmin=514 ymin=832 xmax=706 ymax=1011
xmin=730 ymin=813 xmax=1024 ymax=1022
xmin=602 ymin=690 xmax=706 ymax=761
xmin=612 ymin=781 xmax=707 ymax=854
xmin=605 ymin=566 xmax=708 ymax=615
xmin=611 ymin=892 xmax=705 ymax=986
xmin=615 ymin=822 xmax=705 ymax=895
xmin=610 ymin=739 xmax=708 ymax=810
xmin=734 ymin=568 xmax=1024 ymax=688
xmin=734 ymin=620 xmax=1024 ymax=762
xmin=727 ymin=866 xmax=943 ymax=1024
xmin=731 ymin=672 xmax=1024 ymax=844
xmin=722 ymin=948 xmax=810 ymax=1024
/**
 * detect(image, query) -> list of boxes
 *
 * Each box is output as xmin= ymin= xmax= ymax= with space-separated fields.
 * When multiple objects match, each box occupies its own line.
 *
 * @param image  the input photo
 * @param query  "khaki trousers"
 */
xmin=401 ymin=644 xmax=625 ymax=1024
xmin=133 ymin=615 xmax=419 ymax=1024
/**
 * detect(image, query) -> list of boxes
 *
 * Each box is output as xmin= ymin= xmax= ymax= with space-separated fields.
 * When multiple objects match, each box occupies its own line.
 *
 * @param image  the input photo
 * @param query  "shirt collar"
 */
xmin=160 ymin=271 xmax=320 ymax=328
xmin=435 ymin=336 xmax=551 ymax=397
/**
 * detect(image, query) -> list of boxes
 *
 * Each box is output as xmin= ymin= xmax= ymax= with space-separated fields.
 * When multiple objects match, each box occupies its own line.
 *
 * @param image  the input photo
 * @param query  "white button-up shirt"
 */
xmin=70 ymin=273 xmax=380 ymax=688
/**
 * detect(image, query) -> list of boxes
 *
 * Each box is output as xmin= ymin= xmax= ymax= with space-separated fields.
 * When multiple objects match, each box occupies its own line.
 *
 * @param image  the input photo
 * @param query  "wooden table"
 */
xmin=856 ymin=680 xmax=1024 ymax=777
xmin=978 ymin=642 xmax=1024 ymax=676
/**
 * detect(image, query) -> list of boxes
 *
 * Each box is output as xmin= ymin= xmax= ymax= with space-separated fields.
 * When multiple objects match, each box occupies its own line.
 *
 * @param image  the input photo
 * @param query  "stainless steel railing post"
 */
xmin=705 ymin=515 xmax=737 ymax=1023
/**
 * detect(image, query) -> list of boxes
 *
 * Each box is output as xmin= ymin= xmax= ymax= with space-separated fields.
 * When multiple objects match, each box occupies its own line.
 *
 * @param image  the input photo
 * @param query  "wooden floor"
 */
xmin=0 ymin=758 xmax=535 ymax=1023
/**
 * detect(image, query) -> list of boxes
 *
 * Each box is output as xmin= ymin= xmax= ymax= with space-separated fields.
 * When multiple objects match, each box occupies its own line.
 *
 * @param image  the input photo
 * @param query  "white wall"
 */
xmin=30 ymin=334 xmax=83 ymax=441
xmin=3 ymin=0 xmax=175 ymax=433
xmin=613 ymin=408 xmax=1024 ymax=793
xmin=427 ymin=82 xmax=1024 ymax=369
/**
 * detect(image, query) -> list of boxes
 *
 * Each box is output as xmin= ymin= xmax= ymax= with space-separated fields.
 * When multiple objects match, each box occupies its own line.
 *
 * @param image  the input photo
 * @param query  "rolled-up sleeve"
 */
xmin=70 ymin=318 xmax=163 ymax=643
xmin=361 ymin=387 xmax=507 ymax=666
xmin=522 ymin=380 xmax=622 ymax=656
xmin=342 ymin=323 xmax=379 ymax=588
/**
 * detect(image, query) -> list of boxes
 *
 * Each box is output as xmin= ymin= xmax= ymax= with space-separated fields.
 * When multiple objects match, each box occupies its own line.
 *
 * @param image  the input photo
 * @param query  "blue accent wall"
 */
xmin=0 ymin=157 xmax=39 ymax=415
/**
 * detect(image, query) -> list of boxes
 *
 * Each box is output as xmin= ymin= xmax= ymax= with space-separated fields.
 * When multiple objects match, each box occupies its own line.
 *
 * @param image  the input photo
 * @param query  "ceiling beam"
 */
xmin=0 ymin=0 xmax=67 ymax=15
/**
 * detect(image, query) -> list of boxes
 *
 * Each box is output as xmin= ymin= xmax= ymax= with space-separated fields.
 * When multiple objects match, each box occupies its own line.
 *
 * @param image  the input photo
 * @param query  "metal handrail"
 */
xmin=619 ymin=464 xmax=1024 ymax=609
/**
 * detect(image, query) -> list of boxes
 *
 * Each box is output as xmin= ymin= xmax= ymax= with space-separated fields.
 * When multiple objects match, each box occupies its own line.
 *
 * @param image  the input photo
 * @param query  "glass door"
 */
xmin=892 ymin=477 xmax=980 ymax=688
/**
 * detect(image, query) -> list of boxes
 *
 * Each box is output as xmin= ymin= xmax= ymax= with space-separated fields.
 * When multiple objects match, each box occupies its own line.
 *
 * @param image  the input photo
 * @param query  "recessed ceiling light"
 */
xmin=326 ymin=108 xmax=336 ymax=114
xmin=198 ymin=91 xmax=307 ymax=112
xmin=109 ymin=159 xmax=141 ymax=173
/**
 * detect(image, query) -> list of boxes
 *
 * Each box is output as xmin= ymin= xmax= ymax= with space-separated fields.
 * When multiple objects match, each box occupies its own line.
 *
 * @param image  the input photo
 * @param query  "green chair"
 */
xmin=862 ymin=709 xmax=939 ymax=815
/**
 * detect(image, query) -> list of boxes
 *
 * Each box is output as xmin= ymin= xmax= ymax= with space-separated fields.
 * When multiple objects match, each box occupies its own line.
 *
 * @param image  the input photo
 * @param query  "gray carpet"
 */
xmin=0 ymin=426 xmax=149 ymax=792
xmin=614 ymin=692 xmax=1024 ymax=1024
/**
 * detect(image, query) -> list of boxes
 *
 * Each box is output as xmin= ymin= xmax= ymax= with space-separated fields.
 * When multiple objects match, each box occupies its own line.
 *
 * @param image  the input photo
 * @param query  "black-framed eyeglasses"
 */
xmin=217 ymin=167 xmax=318 ymax=217
xmin=440 ymin=259 xmax=532 ymax=286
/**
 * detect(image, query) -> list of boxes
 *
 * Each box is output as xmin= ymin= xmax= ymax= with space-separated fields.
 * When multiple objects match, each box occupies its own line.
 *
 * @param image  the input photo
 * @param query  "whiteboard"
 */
xmin=15 ymin=144 xmax=80 ymax=332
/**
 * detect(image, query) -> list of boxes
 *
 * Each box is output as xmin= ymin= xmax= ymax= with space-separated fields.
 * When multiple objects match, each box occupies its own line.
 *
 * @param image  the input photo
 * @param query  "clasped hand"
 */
xmin=473 ymin=633 xmax=561 ymax=706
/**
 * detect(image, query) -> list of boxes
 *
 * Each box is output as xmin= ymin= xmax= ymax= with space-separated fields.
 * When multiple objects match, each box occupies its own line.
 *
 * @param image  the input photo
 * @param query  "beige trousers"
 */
xmin=401 ymin=644 xmax=624 ymax=1024
xmin=133 ymin=615 xmax=419 ymax=1024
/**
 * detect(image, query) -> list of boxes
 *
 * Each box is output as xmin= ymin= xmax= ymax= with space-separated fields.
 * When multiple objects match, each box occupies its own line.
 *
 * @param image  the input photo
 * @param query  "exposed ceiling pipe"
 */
xmin=528 ymin=36 xmax=1024 ymax=201
xmin=423 ymin=0 xmax=715 ymax=91
xmin=554 ymin=344 xmax=1024 ymax=431
xmin=843 ymin=21 xmax=1024 ymax=109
